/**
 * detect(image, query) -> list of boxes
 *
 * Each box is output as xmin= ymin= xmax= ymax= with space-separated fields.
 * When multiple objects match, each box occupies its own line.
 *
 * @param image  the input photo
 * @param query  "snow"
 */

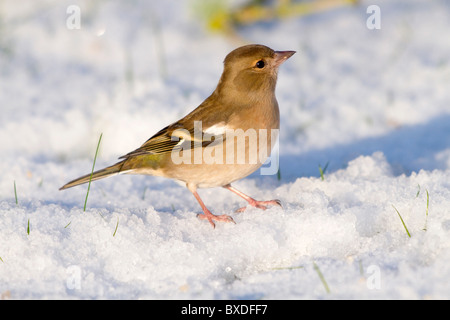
xmin=1 ymin=0 xmax=450 ymax=299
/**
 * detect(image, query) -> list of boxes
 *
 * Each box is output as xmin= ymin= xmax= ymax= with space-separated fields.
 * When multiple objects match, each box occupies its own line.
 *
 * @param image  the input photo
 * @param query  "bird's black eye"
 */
xmin=255 ymin=60 xmax=265 ymax=69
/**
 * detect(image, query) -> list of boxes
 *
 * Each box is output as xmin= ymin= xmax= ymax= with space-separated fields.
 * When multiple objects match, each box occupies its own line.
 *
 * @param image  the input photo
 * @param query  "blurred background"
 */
xmin=1 ymin=0 xmax=449 ymax=181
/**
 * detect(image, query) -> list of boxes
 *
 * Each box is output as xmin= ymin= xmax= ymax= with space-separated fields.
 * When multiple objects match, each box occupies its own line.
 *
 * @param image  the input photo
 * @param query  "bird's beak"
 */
xmin=274 ymin=50 xmax=296 ymax=67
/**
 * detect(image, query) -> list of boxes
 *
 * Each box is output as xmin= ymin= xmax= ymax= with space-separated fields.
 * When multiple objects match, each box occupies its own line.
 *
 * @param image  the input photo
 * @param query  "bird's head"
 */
xmin=217 ymin=44 xmax=295 ymax=102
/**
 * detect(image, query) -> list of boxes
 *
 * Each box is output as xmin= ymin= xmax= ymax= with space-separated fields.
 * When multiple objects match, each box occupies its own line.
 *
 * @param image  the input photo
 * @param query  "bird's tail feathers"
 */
xmin=59 ymin=161 xmax=130 ymax=190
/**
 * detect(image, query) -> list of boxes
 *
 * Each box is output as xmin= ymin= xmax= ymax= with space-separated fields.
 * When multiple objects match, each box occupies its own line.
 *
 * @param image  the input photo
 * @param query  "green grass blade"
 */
xmin=313 ymin=261 xmax=330 ymax=293
xmin=392 ymin=205 xmax=411 ymax=237
xmin=27 ymin=219 xmax=30 ymax=235
xmin=84 ymin=133 xmax=103 ymax=212
xmin=14 ymin=180 xmax=18 ymax=205
xmin=358 ymin=259 xmax=364 ymax=276
xmin=423 ymin=189 xmax=429 ymax=231
xmin=149 ymin=11 xmax=167 ymax=80
xmin=113 ymin=218 xmax=119 ymax=237
xmin=271 ymin=265 xmax=304 ymax=271
xmin=318 ymin=161 xmax=329 ymax=181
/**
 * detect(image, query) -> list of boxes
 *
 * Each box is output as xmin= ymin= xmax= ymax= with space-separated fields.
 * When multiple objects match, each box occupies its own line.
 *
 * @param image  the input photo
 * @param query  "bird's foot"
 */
xmin=236 ymin=199 xmax=282 ymax=213
xmin=197 ymin=210 xmax=235 ymax=228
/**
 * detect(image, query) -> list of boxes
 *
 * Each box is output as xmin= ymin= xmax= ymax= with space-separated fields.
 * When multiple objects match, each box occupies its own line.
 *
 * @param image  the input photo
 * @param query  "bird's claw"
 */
xmin=197 ymin=213 xmax=236 ymax=228
xmin=235 ymin=199 xmax=282 ymax=213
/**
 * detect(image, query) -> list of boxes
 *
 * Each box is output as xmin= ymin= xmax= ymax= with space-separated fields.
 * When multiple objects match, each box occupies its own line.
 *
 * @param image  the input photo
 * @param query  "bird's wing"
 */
xmin=118 ymin=122 xmax=224 ymax=159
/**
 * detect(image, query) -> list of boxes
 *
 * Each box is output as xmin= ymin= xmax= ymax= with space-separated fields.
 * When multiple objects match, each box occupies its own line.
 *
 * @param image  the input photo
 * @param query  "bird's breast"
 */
xmin=159 ymin=99 xmax=280 ymax=188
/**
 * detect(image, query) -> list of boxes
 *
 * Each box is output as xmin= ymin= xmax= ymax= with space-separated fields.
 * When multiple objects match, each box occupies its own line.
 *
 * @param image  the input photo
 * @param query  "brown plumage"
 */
xmin=60 ymin=44 xmax=295 ymax=228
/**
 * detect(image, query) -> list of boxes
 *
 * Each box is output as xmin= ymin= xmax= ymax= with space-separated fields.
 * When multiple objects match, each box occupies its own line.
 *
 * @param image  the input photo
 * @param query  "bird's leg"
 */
xmin=187 ymin=184 xmax=235 ymax=228
xmin=223 ymin=184 xmax=282 ymax=213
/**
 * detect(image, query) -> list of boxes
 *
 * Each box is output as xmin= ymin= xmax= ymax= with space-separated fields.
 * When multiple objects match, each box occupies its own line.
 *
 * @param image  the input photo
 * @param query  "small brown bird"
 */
xmin=60 ymin=44 xmax=295 ymax=228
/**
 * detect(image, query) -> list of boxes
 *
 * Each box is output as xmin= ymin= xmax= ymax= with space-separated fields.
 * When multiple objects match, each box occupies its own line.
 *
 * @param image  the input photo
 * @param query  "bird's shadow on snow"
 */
xmin=254 ymin=113 xmax=450 ymax=184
